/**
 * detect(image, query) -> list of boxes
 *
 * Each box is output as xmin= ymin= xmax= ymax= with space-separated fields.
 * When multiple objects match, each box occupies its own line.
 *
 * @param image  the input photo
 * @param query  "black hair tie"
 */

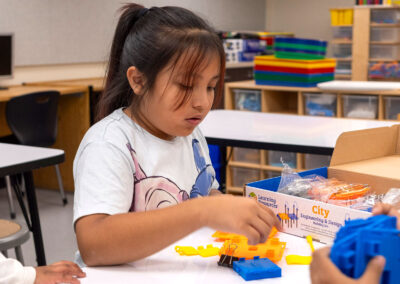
xmin=137 ymin=8 xmax=149 ymax=19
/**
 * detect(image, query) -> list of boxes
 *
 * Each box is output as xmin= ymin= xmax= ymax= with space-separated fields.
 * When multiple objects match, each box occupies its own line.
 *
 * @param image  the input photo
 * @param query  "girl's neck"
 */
xmin=123 ymin=107 xmax=176 ymax=141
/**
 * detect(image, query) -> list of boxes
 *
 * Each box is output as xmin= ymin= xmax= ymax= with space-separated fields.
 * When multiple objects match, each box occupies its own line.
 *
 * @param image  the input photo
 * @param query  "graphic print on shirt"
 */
xmin=126 ymin=139 xmax=215 ymax=211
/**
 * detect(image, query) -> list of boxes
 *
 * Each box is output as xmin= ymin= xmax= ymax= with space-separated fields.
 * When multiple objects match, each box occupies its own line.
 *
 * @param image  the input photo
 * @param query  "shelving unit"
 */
xmin=223 ymin=80 xmax=400 ymax=195
xmin=331 ymin=6 xmax=400 ymax=81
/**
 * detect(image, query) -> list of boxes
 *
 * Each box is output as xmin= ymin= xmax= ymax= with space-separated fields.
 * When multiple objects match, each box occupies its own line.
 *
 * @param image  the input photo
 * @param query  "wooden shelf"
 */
xmin=335 ymin=74 xmax=352 ymax=79
xmin=369 ymin=58 xmax=400 ymax=61
xmin=335 ymin=58 xmax=353 ymax=61
xmin=370 ymin=41 xmax=400 ymax=45
xmin=226 ymin=186 xmax=244 ymax=195
xmin=229 ymin=161 xmax=261 ymax=169
xmin=331 ymin=39 xmax=353 ymax=44
xmin=370 ymin=23 xmax=400 ymax=27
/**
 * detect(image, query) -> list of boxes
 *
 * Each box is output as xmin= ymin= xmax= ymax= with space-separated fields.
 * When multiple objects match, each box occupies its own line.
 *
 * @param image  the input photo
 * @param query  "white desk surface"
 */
xmin=82 ymin=228 xmax=324 ymax=284
xmin=0 ymin=143 xmax=64 ymax=170
xmin=200 ymin=110 xmax=399 ymax=150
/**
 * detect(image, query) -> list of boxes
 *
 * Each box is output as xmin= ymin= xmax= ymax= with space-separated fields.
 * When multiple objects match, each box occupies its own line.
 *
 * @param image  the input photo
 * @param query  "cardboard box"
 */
xmin=245 ymin=125 xmax=400 ymax=243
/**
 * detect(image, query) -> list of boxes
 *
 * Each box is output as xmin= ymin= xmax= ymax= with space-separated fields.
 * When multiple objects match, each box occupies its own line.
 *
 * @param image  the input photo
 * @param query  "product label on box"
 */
xmin=246 ymin=186 xmax=371 ymax=243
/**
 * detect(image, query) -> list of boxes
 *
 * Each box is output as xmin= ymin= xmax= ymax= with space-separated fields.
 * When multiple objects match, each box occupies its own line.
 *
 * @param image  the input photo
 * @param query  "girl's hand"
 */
xmin=372 ymin=203 xmax=400 ymax=229
xmin=202 ymin=195 xmax=281 ymax=245
xmin=34 ymin=261 xmax=86 ymax=284
xmin=310 ymin=247 xmax=385 ymax=284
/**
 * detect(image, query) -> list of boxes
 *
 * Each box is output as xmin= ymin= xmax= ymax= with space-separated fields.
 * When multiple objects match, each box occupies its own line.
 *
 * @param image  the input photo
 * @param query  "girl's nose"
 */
xmin=192 ymin=89 xmax=212 ymax=110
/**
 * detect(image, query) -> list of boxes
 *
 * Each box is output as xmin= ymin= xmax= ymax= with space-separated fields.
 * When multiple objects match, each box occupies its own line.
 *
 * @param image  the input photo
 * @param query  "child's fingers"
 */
xmin=249 ymin=216 xmax=270 ymax=243
xmin=243 ymin=225 xmax=262 ymax=245
xmin=257 ymin=202 xmax=282 ymax=230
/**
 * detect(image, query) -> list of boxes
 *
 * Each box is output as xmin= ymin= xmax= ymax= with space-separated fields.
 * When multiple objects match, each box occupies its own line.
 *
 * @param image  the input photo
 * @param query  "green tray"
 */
xmin=254 ymin=73 xmax=334 ymax=83
xmin=275 ymin=51 xmax=325 ymax=60
xmin=274 ymin=42 xmax=327 ymax=52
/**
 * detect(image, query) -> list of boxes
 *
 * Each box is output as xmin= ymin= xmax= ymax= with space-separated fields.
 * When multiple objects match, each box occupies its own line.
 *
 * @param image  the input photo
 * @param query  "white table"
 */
xmin=0 ymin=143 xmax=64 ymax=265
xmin=81 ymin=228 xmax=324 ymax=284
xmin=200 ymin=110 xmax=399 ymax=155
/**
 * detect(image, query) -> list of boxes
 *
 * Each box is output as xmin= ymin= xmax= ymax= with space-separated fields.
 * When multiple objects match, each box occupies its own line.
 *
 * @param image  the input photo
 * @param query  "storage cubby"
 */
xmin=303 ymin=93 xmax=337 ymax=117
xmin=224 ymin=81 xmax=400 ymax=194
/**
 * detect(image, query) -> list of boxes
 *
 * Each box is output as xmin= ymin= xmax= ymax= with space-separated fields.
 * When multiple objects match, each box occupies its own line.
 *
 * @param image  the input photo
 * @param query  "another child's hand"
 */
xmin=203 ymin=195 xmax=281 ymax=245
xmin=310 ymin=247 xmax=385 ymax=284
xmin=34 ymin=260 xmax=86 ymax=284
xmin=372 ymin=203 xmax=400 ymax=229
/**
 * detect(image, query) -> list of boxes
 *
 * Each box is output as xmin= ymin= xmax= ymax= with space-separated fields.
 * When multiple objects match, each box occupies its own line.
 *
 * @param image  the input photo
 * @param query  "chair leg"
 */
xmin=5 ymin=175 xmax=16 ymax=219
xmin=15 ymin=246 xmax=24 ymax=265
xmin=54 ymin=165 xmax=67 ymax=205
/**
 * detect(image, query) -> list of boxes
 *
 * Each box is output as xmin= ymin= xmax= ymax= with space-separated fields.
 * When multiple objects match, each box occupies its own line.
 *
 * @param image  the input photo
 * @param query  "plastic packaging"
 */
xmin=382 ymin=188 xmax=400 ymax=205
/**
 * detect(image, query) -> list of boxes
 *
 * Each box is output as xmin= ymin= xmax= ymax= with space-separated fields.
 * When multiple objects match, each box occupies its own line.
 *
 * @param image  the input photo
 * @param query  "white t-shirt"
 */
xmin=0 ymin=253 xmax=36 ymax=284
xmin=73 ymin=108 xmax=219 ymax=225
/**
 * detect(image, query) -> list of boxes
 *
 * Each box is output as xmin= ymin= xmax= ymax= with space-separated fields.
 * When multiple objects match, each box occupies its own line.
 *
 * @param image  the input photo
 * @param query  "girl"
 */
xmin=73 ymin=3 xmax=280 ymax=266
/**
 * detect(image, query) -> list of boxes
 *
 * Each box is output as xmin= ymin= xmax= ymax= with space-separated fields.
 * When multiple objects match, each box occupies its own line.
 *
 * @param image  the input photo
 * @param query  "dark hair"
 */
xmin=96 ymin=3 xmax=225 ymax=121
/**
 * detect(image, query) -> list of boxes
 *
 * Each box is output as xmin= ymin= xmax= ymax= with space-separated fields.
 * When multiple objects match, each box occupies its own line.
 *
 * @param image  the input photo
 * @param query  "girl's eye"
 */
xmin=179 ymin=83 xmax=193 ymax=90
xmin=207 ymin=86 xmax=217 ymax=92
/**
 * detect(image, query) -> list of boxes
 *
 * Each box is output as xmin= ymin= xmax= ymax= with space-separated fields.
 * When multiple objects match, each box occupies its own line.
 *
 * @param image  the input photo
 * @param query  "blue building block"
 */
xmin=233 ymin=256 xmax=282 ymax=281
xmin=330 ymin=215 xmax=400 ymax=284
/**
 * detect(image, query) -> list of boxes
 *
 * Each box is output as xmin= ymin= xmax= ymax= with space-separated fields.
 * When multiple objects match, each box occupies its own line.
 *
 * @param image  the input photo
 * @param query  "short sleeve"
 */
xmin=195 ymin=128 xmax=220 ymax=192
xmin=73 ymin=141 xmax=134 ymax=225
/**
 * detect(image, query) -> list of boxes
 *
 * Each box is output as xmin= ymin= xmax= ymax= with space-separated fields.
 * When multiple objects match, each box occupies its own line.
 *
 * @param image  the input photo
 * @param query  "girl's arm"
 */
xmin=76 ymin=194 xmax=280 ymax=266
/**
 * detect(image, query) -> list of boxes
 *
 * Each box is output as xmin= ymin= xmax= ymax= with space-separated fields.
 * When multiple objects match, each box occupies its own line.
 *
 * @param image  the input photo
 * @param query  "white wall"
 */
xmin=265 ymin=0 xmax=355 ymax=55
xmin=0 ymin=0 xmax=266 ymax=67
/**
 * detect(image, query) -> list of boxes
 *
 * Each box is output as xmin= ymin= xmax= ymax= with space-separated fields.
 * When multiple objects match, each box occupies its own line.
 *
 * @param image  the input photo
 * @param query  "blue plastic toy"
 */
xmin=232 ymin=256 xmax=282 ymax=281
xmin=330 ymin=215 xmax=400 ymax=284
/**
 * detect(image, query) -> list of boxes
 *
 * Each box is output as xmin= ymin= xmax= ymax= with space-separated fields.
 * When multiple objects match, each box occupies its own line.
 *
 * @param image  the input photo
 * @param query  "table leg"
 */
xmin=23 ymin=171 xmax=46 ymax=266
xmin=220 ymin=146 xmax=227 ymax=193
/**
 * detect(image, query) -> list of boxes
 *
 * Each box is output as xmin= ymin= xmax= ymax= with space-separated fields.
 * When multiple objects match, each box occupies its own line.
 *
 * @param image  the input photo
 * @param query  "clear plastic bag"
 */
xmin=277 ymin=161 xmax=311 ymax=198
xmin=382 ymin=188 xmax=400 ymax=206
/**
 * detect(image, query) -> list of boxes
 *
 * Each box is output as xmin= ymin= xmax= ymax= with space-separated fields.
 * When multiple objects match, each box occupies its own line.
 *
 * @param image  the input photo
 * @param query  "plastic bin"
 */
xmin=332 ymin=44 xmax=352 ymax=58
xmin=231 ymin=167 xmax=260 ymax=188
xmin=330 ymin=9 xmax=353 ymax=26
xmin=304 ymin=154 xmax=331 ymax=169
xmin=371 ymin=9 xmax=400 ymax=24
xmin=370 ymin=45 xmax=400 ymax=59
xmin=369 ymin=61 xmax=400 ymax=79
xmin=268 ymin=150 xmax=297 ymax=168
xmin=233 ymin=89 xmax=261 ymax=112
xmin=304 ymin=93 xmax=337 ymax=117
xmin=233 ymin=147 xmax=261 ymax=164
xmin=336 ymin=61 xmax=352 ymax=75
xmin=332 ymin=26 xmax=352 ymax=40
xmin=384 ymin=96 xmax=400 ymax=120
xmin=370 ymin=27 xmax=400 ymax=42
xmin=342 ymin=95 xmax=378 ymax=119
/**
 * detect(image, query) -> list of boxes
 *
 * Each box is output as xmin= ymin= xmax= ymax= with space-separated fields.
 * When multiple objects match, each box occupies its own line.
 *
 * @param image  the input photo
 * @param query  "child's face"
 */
xmin=138 ymin=53 xmax=220 ymax=140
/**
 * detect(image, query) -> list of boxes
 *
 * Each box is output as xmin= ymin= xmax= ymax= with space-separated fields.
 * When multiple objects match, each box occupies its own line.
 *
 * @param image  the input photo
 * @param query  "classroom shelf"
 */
xmin=224 ymin=80 xmax=400 ymax=195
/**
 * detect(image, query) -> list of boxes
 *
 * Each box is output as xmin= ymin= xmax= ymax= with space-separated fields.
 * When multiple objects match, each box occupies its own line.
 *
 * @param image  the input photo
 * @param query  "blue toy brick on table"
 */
xmin=330 ymin=215 xmax=400 ymax=284
xmin=233 ymin=256 xmax=282 ymax=281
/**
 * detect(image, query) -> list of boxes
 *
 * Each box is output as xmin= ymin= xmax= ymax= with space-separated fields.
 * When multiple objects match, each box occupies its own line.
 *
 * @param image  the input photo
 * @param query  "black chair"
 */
xmin=5 ymin=91 xmax=67 ymax=217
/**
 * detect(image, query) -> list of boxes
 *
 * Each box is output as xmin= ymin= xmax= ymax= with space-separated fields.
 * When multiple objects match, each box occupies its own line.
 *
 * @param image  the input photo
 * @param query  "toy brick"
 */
xmin=331 ymin=215 xmax=400 ymax=284
xmin=233 ymin=256 xmax=282 ymax=281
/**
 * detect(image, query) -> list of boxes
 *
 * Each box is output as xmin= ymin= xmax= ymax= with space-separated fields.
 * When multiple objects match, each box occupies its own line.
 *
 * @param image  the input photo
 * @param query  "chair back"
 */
xmin=6 ymin=91 xmax=60 ymax=147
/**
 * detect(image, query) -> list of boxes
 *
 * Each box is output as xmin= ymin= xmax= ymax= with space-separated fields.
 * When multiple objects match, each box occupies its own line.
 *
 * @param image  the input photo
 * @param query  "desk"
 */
xmin=0 ymin=143 xmax=65 ymax=265
xmin=199 ymin=110 xmax=399 ymax=192
xmin=27 ymin=77 xmax=105 ymax=124
xmin=0 ymin=84 xmax=90 ymax=191
xmin=81 ymin=228 xmax=324 ymax=284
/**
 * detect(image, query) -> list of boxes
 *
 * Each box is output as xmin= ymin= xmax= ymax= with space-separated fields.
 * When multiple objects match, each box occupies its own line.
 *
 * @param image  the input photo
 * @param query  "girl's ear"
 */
xmin=127 ymin=66 xmax=146 ymax=95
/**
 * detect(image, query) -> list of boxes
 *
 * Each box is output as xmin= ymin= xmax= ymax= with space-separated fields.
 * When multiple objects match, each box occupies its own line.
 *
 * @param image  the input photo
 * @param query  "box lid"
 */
xmin=329 ymin=124 xmax=400 ymax=194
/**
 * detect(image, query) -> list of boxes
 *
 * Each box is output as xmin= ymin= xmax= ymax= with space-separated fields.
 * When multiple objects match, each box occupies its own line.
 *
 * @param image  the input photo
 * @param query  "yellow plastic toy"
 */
xmin=219 ymin=237 xmax=286 ymax=263
xmin=175 ymin=246 xmax=198 ymax=256
xmin=197 ymin=244 xmax=220 ymax=257
xmin=175 ymin=244 xmax=220 ymax=257
xmin=286 ymin=255 xmax=312 ymax=265
xmin=285 ymin=235 xmax=315 ymax=265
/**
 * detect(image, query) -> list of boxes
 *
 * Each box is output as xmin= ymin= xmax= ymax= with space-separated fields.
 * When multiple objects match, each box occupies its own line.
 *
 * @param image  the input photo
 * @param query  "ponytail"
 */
xmin=96 ymin=3 xmax=225 ymax=122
